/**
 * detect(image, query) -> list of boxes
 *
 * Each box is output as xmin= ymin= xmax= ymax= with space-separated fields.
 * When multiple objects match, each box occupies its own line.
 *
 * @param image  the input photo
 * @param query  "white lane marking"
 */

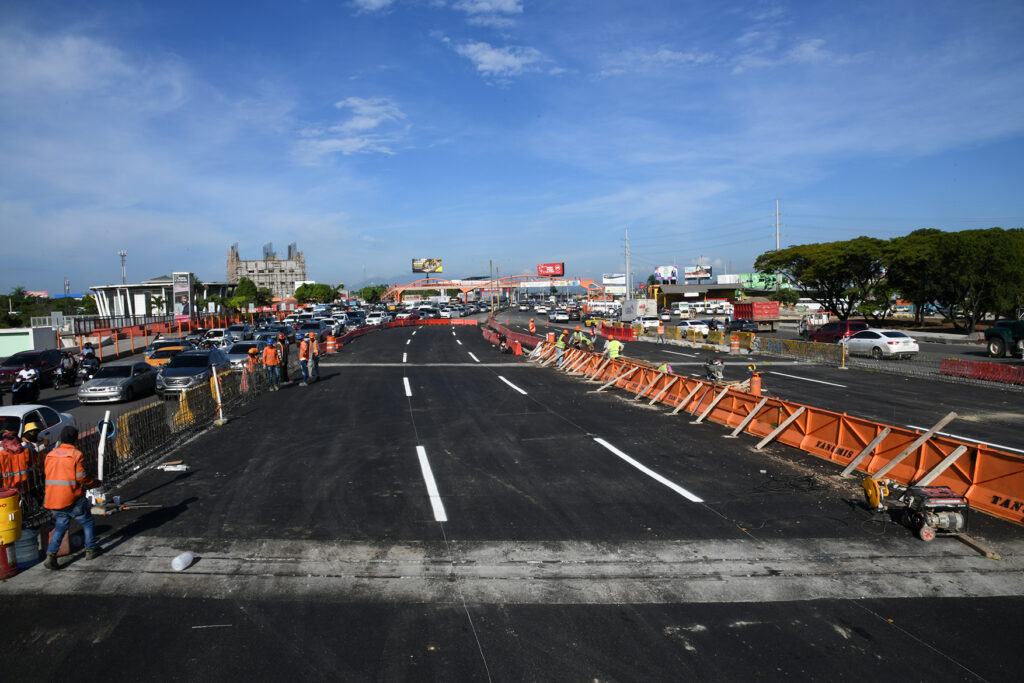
xmin=593 ymin=438 xmax=703 ymax=502
xmin=412 ymin=330 xmax=417 ymax=336
xmin=905 ymin=426 xmax=1024 ymax=455
xmin=661 ymin=350 xmax=697 ymax=357
xmin=406 ymin=339 xmax=411 ymax=345
xmin=402 ymin=353 xmax=407 ymax=364
xmin=456 ymin=339 xmax=463 ymax=346
xmin=416 ymin=446 xmax=448 ymax=522
xmin=468 ymin=353 xmax=481 ymax=363
xmin=769 ymin=371 xmax=847 ymax=388
xmin=403 ymin=377 xmax=412 ymax=397
xmin=498 ymin=376 xmax=528 ymax=395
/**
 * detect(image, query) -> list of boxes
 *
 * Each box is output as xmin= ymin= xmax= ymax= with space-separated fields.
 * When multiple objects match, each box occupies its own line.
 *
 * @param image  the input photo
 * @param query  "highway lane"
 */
xmin=2 ymin=319 xmax=1023 ymax=680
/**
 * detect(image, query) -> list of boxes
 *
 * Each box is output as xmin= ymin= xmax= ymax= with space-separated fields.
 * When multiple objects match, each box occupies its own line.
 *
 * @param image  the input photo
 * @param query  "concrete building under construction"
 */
xmin=227 ymin=242 xmax=307 ymax=300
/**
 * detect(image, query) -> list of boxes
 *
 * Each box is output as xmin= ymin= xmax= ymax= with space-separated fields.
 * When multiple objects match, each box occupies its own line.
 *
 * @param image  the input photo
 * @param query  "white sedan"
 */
xmin=677 ymin=320 xmax=709 ymax=335
xmin=841 ymin=329 xmax=919 ymax=359
xmin=633 ymin=316 xmax=660 ymax=330
xmin=0 ymin=404 xmax=75 ymax=444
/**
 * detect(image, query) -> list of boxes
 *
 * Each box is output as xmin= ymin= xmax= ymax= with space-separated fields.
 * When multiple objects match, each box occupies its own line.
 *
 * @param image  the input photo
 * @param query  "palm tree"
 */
xmin=149 ymin=295 xmax=166 ymax=315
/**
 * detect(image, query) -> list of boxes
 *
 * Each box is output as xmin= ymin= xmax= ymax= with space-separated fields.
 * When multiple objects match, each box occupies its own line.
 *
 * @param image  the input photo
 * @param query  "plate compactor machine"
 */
xmin=862 ymin=478 xmax=969 ymax=541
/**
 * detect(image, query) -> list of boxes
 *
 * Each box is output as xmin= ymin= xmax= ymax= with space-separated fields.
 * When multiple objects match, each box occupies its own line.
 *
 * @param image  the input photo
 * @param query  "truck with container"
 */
xmin=621 ymin=298 xmax=658 ymax=323
xmin=732 ymin=301 xmax=780 ymax=331
xmin=985 ymin=312 xmax=1024 ymax=358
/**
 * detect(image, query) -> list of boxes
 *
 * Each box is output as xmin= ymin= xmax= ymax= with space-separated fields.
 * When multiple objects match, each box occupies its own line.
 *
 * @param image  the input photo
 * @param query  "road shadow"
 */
xmin=96 ymin=495 xmax=200 ymax=555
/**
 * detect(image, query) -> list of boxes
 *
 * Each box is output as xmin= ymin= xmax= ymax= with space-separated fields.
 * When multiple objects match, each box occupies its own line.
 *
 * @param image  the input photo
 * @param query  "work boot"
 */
xmin=44 ymin=553 xmax=60 ymax=570
xmin=86 ymin=547 xmax=103 ymax=561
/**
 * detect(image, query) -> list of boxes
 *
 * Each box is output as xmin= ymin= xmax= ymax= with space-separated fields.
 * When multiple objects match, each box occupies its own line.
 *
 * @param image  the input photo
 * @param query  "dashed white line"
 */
xmin=904 ymin=426 xmax=1024 ymax=455
xmin=406 ymin=339 xmax=412 ymax=346
xmin=593 ymin=438 xmax=703 ymax=502
xmin=456 ymin=339 xmax=463 ymax=346
xmin=468 ymin=352 xmax=480 ymax=363
xmin=415 ymin=446 xmax=448 ymax=522
xmin=402 ymin=353 xmax=407 ymax=364
xmin=403 ymin=377 xmax=412 ymax=397
xmin=661 ymin=350 xmax=697 ymax=357
xmin=412 ymin=330 xmax=417 ymax=336
xmin=498 ymin=376 xmax=528 ymax=395
xmin=769 ymin=371 xmax=847 ymax=388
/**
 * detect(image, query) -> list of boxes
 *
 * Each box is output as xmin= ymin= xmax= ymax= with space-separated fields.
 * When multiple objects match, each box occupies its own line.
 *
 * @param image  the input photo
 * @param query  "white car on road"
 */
xmin=677 ymin=320 xmax=709 ymax=335
xmin=841 ymin=329 xmax=920 ymax=359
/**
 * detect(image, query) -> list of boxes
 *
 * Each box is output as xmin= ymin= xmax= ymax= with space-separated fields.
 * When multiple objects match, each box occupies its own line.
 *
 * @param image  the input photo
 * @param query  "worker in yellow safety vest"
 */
xmin=657 ymin=362 xmax=673 ymax=374
xmin=555 ymin=329 xmax=569 ymax=366
xmin=528 ymin=318 xmax=536 ymax=335
xmin=607 ymin=338 xmax=624 ymax=359
xmin=572 ymin=325 xmax=592 ymax=350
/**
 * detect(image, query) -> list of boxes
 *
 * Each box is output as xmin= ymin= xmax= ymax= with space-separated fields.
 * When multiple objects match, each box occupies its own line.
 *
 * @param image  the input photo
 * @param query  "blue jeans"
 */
xmin=311 ymin=355 xmax=319 ymax=380
xmin=265 ymin=365 xmax=279 ymax=388
xmin=47 ymin=496 xmax=97 ymax=554
xmin=555 ymin=347 xmax=564 ymax=366
xmin=300 ymin=359 xmax=309 ymax=383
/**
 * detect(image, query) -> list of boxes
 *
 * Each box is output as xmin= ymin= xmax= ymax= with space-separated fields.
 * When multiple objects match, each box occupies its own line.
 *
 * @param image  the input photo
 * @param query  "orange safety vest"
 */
xmin=44 ymin=444 xmax=97 ymax=510
xmin=529 ymin=322 xmax=536 ymax=334
xmin=658 ymin=323 xmax=665 ymax=335
xmin=247 ymin=355 xmax=261 ymax=371
xmin=262 ymin=345 xmax=280 ymax=366
xmin=299 ymin=339 xmax=310 ymax=360
xmin=1 ymin=442 xmax=33 ymax=491
xmin=311 ymin=339 xmax=320 ymax=357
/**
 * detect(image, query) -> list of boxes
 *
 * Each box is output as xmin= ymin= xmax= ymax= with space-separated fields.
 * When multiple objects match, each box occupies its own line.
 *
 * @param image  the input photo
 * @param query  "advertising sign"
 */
xmin=537 ymin=262 xmax=565 ymax=277
xmin=654 ymin=265 xmax=678 ymax=282
xmin=172 ymin=272 xmax=193 ymax=322
xmin=603 ymin=285 xmax=626 ymax=295
xmin=412 ymin=258 xmax=443 ymax=274
xmin=683 ymin=265 xmax=713 ymax=280
xmin=741 ymin=273 xmax=790 ymax=290
xmin=602 ymin=273 xmax=626 ymax=286
xmin=24 ymin=290 xmax=49 ymax=298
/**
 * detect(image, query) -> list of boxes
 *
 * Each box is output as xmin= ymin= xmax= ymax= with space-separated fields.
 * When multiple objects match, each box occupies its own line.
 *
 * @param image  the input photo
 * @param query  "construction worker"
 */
xmin=657 ymin=321 xmax=666 ymax=344
xmin=21 ymin=420 xmax=48 ymax=457
xmin=657 ymin=362 xmax=673 ymax=374
xmin=528 ymin=318 xmax=536 ymax=335
xmin=607 ymin=338 xmax=624 ymax=359
xmin=246 ymin=347 xmax=261 ymax=373
xmin=572 ymin=325 xmax=593 ymax=350
xmin=276 ymin=333 xmax=290 ymax=383
xmin=298 ymin=334 xmax=311 ymax=385
xmin=309 ymin=333 xmax=321 ymax=382
xmin=554 ymin=329 xmax=569 ymax=366
xmin=43 ymin=426 xmax=101 ymax=569
xmin=263 ymin=341 xmax=281 ymax=391
xmin=1 ymin=429 xmax=34 ymax=493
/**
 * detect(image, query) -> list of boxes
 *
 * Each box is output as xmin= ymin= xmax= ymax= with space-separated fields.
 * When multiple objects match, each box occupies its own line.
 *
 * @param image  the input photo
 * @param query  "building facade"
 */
xmin=227 ymin=242 xmax=307 ymax=300
xmin=90 ymin=275 xmax=234 ymax=319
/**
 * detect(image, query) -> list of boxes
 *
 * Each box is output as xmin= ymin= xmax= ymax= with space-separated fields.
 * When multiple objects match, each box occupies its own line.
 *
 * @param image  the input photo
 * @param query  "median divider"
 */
xmin=529 ymin=340 xmax=1024 ymax=527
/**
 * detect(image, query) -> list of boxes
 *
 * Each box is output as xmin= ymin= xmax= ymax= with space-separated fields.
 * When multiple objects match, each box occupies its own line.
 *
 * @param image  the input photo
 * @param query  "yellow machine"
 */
xmin=862 ymin=477 xmax=890 ymax=511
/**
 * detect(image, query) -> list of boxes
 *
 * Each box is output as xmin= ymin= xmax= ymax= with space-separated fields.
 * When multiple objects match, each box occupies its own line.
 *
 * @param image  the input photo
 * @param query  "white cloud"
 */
xmin=333 ymin=96 xmax=406 ymax=132
xmin=294 ymin=96 xmax=408 ymax=163
xmin=599 ymin=47 xmax=714 ymax=77
xmin=452 ymin=0 xmax=522 ymax=27
xmin=454 ymin=41 xmax=543 ymax=79
xmin=350 ymin=0 xmax=395 ymax=13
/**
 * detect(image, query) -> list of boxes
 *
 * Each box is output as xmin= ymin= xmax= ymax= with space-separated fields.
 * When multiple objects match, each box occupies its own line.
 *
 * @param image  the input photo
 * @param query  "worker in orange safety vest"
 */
xmin=246 ymin=347 xmax=261 ymax=372
xmin=262 ymin=342 xmax=281 ymax=391
xmin=657 ymin=321 xmax=666 ymax=344
xmin=298 ymin=335 xmax=312 ymax=385
xmin=309 ymin=333 xmax=321 ymax=382
xmin=1 ymin=429 xmax=34 ymax=493
xmin=43 ymin=426 xmax=101 ymax=569
xmin=528 ymin=318 xmax=536 ymax=335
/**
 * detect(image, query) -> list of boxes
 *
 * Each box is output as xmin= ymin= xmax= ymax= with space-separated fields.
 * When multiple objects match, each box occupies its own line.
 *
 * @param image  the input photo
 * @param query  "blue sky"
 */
xmin=2 ymin=0 xmax=1023 ymax=293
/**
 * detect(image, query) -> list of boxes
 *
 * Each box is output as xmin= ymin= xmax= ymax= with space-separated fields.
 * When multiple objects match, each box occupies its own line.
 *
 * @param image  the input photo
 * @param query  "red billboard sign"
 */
xmin=537 ymin=263 xmax=564 ymax=277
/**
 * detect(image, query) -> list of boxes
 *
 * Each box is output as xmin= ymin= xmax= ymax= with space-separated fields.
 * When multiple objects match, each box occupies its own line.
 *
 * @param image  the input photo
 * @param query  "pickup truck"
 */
xmin=986 ymin=317 xmax=1024 ymax=358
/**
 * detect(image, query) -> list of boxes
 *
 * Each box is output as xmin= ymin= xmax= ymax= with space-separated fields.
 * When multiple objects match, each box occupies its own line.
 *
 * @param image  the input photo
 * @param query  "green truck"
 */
xmin=985 ymin=311 xmax=1024 ymax=358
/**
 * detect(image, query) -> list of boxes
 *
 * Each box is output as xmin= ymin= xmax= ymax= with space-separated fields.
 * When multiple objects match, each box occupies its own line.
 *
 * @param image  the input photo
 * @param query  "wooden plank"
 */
xmin=755 ymin=406 xmax=806 ymax=450
xmin=874 ymin=412 xmax=958 ymax=479
xmin=724 ymin=397 xmax=768 ymax=438
xmin=840 ymin=428 xmax=891 ymax=477
xmin=693 ymin=387 xmax=730 ymax=424
xmin=913 ymin=445 xmax=968 ymax=486
xmin=648 ymin=376 xmax=679 ymax=405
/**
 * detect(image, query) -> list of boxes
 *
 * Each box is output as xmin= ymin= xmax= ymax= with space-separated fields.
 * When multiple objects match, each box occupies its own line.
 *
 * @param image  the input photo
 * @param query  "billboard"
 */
xmin=602 ymin=273 xmax=626 ymax=286
xmin=654 ymin=265 xmax=678 ymax=282
xmin=537 ymin=262 xmax=565 ymax=277
xmin=412 ymin=258 xmax=443 ymax=274
xmin=683 ymin=265 xmax=713 ymax=280
xmin=172 ymin=272 xmax=193 ymax=322
xmin=24 ymin=290 xmax=49 ymax=298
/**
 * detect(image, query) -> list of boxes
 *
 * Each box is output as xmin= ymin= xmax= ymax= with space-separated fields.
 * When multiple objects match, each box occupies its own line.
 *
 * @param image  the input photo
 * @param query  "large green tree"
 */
xmin=932 ymin=228 xmax=1024 ymax=331
xmin=885 ymin=229 xmax=945 ymax=325
xmin=296 ymin=283 xmax=340 ymax=304
xmin=235 ymin=277 xmax=258 ymax=302
xmin=754 ymin=237 xmax=887 ymax=320
xmin=356 ymin=284 xmax=389 ymax=303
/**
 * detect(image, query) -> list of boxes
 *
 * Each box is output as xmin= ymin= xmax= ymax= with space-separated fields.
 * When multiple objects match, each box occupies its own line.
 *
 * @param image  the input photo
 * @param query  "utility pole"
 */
xmin=775 ymin=199 xmax=781 ymax=291
xmin=489 ymin=259 xmax=494 ymax=315
xmin=625 ymin=226 xmax=632 ymax=300
xmin=118 ymin=250 xmax=127 ymax=285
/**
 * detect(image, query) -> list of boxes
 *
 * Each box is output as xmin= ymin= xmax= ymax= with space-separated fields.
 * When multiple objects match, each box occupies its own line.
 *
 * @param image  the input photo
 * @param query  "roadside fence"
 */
xmin=941 ymin=359 xmax=1024 ymax=386
xmin=760 ymin=337 xmax=845 ymax=364
xmin=530 ymin=340 xmax=1024 ymax=528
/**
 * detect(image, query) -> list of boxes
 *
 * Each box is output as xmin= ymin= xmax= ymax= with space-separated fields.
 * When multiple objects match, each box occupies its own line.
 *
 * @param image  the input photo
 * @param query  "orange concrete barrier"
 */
xmin=531 ymin=341 xmax=1024 ymax=527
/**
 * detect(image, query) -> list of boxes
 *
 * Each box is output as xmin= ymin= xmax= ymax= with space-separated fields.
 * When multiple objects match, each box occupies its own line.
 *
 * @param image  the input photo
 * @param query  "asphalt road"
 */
xmin=2 ymin=319 xmax=1022 ymax=681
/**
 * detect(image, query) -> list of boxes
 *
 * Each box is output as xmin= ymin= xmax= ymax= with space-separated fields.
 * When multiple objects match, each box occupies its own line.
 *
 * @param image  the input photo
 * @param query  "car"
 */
xmin=549 ymin=310 xmax=569 ymax=323
xmin=261 ymin=324 xmax=297 ymax=343
xmin=518 ymin=303 xmax=530 ymax=312
xmin=582 ymin=313 xmax=603 ymax=328
xmin=145 ymin=346 xmax=187 ymax=368
xmin=726 ymin=319 xmax=759 ymax=333
xmin=808 ymin=321 xmax=870 ymax=344
xmin=366 ymin=311 xmax=387 ymax=325
xmin=567 ymin=308 xmax=582 ymax=321
xmin=535 ymin=305 xmax=549 ymax=315
xmin=144 ymin=338 xmax=191 ymax=359
xmin=297 ymin=321 xmax=330 ymax=341
xmin=677 ymin=320 xmax=710 ymax=335
xmin=204 ymin=328 xmax=231 ymax=345
xmin=659 ymin=309 xmax=673 ymax=322
xmin=395 ymin=310 xmax=417 ymax=320
xmin=185 ymin=327 xmax=211 ymax=345
xmin=0 ymin=349 xmax=63 ymax=390
xmin=156 ymin=348 xmax=231 ymax=398
xmin=226 ymin=324 xmax=254 ymax=340
xmin=254 ymin=331 xmax=280 ymax=345
xmin=696 ymin=318 xmax=722 ymax=332
xmin=226 ymin=340 xmax=269 ymax=370
xmin=77 ymin=361 xmax=157 ymax=403
xmin=633 ymin=315 xmax=660 ymax=330
xmin=841 ymin=329 xmax=920 ymax=359
xmin=0 ymin=404 xmax=74 ymax=444
xmin=439 ymin=308 xmax=454 ymax=319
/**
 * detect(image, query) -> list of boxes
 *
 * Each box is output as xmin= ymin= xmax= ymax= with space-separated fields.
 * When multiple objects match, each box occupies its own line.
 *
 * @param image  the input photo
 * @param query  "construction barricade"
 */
xmin=941 ymin=358 xmax=1024 ymax=386
xmin=530 ymin=340 xmax=1024 ymax=527
xmin=761 ymin=337 xmax=846 ymax=365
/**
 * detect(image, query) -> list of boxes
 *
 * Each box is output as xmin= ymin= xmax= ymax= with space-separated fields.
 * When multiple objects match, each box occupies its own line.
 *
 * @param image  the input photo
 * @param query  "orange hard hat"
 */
xmin=575 ymin=325 xmax=581 ymax=331
xmin=248 ymin=348 xmax=258 ymax=355
xmin=308 ymin=333 xmax=315 ymax=338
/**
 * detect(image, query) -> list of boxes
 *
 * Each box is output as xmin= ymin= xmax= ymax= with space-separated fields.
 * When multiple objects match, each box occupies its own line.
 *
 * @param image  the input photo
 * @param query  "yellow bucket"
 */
xmin=0 ymin=489 xmax=22 ymax=545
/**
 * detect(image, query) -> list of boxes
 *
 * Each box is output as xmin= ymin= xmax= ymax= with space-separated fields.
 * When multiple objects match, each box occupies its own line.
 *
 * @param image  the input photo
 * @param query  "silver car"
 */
xmin=226 ymin=340 xmax=269 ymax=370
xmin=77 ymin=361 xmax=157 ymax=403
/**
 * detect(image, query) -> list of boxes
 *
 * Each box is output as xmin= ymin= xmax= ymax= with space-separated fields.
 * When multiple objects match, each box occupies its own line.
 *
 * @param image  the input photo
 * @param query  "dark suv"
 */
xmin=808 ymin=321 xmax=869 ymax=343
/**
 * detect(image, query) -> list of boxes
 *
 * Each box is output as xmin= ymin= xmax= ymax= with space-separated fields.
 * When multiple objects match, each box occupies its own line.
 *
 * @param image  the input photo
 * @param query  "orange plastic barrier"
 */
xmin=325 ymin=336 xmax=337 ymax=353
xmin=532 ymin=341 xmax=1024 ymax=527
